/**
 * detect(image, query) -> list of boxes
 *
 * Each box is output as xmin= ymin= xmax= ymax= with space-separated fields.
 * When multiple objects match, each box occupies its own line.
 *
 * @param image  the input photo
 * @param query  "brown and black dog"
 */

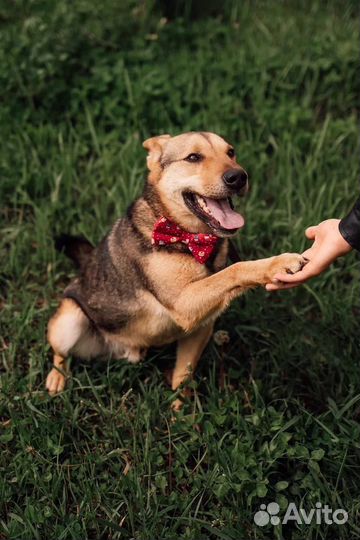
xmin=46 ymin=131 xmax=305 ymax=409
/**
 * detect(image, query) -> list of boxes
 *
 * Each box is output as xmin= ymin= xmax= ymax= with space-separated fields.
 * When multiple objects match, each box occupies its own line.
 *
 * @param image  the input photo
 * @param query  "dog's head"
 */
xmin=143 ymin=131 xmax=248 ymax=237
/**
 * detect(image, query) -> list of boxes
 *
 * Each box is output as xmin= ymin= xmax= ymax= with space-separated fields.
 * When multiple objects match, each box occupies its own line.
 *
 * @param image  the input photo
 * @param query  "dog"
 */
xmin=46 ymin=131 xmax=306 ymax=409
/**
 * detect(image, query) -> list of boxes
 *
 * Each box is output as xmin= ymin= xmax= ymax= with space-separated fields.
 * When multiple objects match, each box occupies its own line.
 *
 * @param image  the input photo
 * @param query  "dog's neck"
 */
xmin=142 ymin=183 xmax=166 ymax=223
xmin=126 ymin=185 xmax=165 ymax=243
xmin=126 ymin=188 xmax=226 ymax=266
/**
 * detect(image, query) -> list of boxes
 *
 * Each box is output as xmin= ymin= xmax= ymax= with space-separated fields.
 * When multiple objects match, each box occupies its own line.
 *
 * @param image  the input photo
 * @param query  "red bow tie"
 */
xmin=152 ymin=217 xmax=219 ymax=264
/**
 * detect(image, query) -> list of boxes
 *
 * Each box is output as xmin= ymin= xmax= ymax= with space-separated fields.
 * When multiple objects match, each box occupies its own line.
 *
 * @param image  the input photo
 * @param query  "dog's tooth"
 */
xmin=195 ymin=194 xmax=213 ymax=215
xmin=197 ymin=195 xmax=206 ymax=209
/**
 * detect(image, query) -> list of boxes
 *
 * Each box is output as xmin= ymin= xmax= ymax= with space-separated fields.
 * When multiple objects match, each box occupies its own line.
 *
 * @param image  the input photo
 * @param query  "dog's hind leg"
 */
xmin=171 ymin=322 xmax=214 ymax=411
xmin=46 ymin=298 xmax=90 ymax=395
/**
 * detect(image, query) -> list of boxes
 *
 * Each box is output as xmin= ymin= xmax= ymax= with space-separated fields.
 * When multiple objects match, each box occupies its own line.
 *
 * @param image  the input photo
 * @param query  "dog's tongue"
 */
xmin=203 ymin=197 xmax=245 ymax=230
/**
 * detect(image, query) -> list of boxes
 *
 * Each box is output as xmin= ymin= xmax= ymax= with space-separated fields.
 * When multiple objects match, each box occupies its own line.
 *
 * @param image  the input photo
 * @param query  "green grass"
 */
xmin=1 ymin=1 xmax=360 ymax=538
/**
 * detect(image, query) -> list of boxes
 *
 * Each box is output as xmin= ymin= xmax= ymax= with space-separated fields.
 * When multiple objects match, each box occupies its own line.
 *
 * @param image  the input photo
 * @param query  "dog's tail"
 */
xmin=55 ymin=234 xmax=94 ymax=270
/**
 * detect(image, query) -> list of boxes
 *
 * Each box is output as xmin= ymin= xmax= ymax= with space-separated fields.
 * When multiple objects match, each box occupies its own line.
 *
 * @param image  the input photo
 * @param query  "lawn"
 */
xmin=0 ymin=1 xmax=360 ymax=539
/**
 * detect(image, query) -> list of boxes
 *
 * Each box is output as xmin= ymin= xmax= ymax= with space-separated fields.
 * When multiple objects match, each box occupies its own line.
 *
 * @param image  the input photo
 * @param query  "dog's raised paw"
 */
xmin=268 ymin=253 xmax=307 ymax=280
xmin=46 ymin=368 xmax=66 ymax=396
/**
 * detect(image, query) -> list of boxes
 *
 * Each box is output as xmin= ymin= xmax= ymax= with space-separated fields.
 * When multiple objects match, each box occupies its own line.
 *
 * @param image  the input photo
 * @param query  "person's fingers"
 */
xmin=301 ymin=247 xmax=314 ymax=259
xmin=271 ymin=273 xmax=308 ymax=284
xmin=265 ymin=281 xmax=302 ymax=291
xmin=305 ymin=225 xmax=318 ymax=240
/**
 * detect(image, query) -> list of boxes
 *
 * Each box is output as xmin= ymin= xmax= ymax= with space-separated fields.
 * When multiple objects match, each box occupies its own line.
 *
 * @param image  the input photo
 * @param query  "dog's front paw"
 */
xmin=46 ymin=368 xmax=66 ymax=395
xmin=267 ymin=253 xmax=307 ymax=281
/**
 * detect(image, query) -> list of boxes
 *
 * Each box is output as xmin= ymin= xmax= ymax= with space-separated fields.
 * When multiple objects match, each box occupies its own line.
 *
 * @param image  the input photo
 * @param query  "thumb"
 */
xmin=305 ymin=225 xmax=317 ymax=240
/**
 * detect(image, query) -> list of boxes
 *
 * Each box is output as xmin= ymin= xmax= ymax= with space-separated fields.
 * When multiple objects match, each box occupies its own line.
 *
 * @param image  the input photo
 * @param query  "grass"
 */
xmin=1 ymin=0 xmax=360 ymax=538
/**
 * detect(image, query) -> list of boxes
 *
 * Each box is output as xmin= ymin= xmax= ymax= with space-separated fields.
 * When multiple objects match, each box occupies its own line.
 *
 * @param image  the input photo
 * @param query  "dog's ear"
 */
xmin=143 ymin=134 xmax=171 ymax=169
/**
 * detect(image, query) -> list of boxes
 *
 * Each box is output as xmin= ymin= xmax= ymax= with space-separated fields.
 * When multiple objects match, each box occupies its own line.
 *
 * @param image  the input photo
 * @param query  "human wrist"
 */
xmin=338 ymin=197 xmax=360 ymax=252
xmin=336 ymin=220 xmax=353 ymax=255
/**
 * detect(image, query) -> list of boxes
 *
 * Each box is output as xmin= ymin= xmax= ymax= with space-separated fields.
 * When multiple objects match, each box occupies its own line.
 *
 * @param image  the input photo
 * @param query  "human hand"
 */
xmin=265 ymin=219 xmax=353 ymax=291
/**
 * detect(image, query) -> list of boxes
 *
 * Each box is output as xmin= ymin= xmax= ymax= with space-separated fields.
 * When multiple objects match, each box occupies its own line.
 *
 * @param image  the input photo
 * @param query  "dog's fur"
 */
xmin=46 ymin=131 xmax=305 ymax=409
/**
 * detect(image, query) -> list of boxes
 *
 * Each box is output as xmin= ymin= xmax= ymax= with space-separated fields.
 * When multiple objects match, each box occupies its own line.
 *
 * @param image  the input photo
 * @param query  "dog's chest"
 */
xmin=106 ymin=291 xmax=184 ymax=348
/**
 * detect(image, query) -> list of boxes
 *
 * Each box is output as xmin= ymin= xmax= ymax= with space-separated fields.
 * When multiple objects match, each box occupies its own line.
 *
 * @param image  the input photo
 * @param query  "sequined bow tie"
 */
xmin=152 ymin=217 xmax=219 ymax=264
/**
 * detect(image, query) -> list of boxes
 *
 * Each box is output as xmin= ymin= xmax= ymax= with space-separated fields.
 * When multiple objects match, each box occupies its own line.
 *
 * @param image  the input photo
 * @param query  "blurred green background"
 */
xmin=1 ymin=1 xmax=359 ymax=539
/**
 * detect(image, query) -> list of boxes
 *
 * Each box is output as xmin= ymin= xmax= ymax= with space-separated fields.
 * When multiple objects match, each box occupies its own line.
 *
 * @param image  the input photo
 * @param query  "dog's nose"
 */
xmin=222 ymin=168 xmax=248 ymax=191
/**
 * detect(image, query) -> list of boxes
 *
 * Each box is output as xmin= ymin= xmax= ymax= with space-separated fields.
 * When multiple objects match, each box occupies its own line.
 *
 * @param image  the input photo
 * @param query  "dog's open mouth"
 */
xmin=183 ymin=192 xmax=245 ymax=234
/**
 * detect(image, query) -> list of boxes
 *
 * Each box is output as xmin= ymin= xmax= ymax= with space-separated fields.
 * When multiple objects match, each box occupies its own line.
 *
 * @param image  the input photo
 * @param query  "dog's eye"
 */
xmin=184 ymin=153 xmax=203 ymax=163
xmin=227 ymin=148 xmax=235 ymax=158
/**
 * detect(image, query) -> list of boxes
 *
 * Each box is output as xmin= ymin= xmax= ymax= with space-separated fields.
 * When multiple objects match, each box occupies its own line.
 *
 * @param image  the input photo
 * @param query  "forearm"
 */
xmin=171 ymin=254 xmax=304 ymax=331
xmin=339 ymin=195 xmax=360 ymax=251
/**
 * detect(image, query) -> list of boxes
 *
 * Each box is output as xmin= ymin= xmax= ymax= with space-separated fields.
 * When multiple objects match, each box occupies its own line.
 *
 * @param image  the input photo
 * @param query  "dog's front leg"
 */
xmin=170 ymin=253 xmax=306 ymax=332
xmin=171 ymin=322 xmax=214 ymax=411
